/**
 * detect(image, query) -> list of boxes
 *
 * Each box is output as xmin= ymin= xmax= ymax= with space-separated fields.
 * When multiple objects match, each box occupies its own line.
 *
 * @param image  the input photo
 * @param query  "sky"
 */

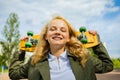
xmin=0 ymin=0 xmax=120 ymax=58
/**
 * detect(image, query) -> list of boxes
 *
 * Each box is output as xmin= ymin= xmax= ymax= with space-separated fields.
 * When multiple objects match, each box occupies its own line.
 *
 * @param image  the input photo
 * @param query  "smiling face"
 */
xmin=45 ymin=19 xmax=70 ymax=48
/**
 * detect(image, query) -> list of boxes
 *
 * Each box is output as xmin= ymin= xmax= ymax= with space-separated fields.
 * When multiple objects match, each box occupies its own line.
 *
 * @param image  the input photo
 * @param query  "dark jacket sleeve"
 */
xmin=89 ymin=42 xmax=113 ymax=73
xmin=9 ymin=50 xmax=30 ymax=80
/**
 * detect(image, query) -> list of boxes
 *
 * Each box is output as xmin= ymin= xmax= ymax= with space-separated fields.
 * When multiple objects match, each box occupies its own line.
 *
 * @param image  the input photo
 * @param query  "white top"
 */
xmin=48 ymin=50 xmax=76 ymax=80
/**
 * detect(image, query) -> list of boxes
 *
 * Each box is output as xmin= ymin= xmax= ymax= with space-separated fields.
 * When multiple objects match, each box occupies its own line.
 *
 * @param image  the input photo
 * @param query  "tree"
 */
xmin=0 ymin=13 xmax=20 ymax=66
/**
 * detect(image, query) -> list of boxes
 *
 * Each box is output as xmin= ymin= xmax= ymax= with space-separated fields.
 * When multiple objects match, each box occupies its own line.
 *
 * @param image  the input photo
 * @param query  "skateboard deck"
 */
xmin=20 ymin=27 xmax=99 ymax=52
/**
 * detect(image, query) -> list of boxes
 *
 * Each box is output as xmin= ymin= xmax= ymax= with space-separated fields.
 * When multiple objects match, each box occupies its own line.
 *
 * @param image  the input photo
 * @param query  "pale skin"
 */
xmin=45 ymin=19 xmax=70 ymax=57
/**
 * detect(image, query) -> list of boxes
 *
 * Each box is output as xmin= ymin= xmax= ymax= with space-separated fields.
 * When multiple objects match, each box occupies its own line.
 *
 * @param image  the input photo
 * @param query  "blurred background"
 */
xmin=0 ymin=0 xmax=120 ymax=79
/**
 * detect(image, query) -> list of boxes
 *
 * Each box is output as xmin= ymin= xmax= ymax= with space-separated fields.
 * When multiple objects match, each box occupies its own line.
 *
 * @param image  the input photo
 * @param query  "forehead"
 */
xmin=48 ymin=19 xmax=68 ymax=28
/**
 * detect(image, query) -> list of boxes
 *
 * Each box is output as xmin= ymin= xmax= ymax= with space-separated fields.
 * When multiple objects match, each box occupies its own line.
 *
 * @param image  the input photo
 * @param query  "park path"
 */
xmin=96 ymin=71 xmax=120 ymax=80
xmin=0 ymin=70 xmax=120 ymax=80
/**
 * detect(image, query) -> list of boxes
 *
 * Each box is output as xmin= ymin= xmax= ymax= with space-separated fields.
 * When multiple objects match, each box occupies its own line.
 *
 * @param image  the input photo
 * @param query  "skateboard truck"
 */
xmin=20 ymin=31 xmax=38 ymax=52
xmin=25 ymin=31 xmax=33 ymax=47
xmin=79 ymin=27 xmax=88 ymax=43
xmin=77 ymin=26 xmax=99 ymax=48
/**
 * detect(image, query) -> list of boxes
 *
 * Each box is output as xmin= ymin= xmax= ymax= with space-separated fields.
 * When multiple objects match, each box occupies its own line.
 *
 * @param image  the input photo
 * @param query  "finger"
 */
xmin=88 ymin=30 xmax=97 ymax=36
xmin=20 ymin=36 xmax=28 ymax=41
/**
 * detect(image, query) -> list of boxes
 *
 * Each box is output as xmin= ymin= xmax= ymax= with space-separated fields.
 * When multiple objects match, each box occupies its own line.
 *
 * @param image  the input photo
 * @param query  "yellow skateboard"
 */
xmin=20 ymin=27 xmax=99 ymax=52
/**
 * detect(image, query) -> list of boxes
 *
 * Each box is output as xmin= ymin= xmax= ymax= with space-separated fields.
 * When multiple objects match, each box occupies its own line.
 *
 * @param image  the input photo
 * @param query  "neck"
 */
xmin=50 ymin=45 xmax=65 ymax=57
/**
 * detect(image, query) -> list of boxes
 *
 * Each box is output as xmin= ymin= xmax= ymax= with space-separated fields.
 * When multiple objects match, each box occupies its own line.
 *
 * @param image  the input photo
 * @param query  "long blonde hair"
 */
xmin=31 ymin=16 xmax=89 ymax=67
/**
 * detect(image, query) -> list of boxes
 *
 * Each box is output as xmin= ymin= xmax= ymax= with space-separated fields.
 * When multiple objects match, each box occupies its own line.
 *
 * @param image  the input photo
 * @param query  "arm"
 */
xmin=90 ymin=35 xmax=113 ymax=73
xmin=9 ymin=50 xmax=30 ymax=80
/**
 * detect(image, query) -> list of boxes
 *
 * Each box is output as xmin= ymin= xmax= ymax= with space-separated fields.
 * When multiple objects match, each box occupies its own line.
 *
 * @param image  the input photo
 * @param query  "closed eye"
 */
xmin=49 ymin=26 xmax=56 ymax=31
xmin=61 ymin=27 xmax=67 ymax=32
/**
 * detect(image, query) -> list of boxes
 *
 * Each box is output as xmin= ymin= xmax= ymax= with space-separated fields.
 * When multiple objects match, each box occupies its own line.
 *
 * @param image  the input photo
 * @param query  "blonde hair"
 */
xmin=31 ymin=16 xmax=89 ymax=67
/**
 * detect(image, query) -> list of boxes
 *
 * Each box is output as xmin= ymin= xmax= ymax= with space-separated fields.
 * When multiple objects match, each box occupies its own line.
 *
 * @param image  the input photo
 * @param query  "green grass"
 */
xmin=112 ymin=58 xmax=120 ymax=69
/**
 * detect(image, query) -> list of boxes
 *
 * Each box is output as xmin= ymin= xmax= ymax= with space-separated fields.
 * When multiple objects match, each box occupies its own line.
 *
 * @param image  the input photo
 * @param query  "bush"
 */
xmin=112 ymin=58 xmax=120 ymax=69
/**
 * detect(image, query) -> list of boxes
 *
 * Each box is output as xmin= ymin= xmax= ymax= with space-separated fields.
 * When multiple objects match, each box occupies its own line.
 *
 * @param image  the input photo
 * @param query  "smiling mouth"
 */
xmin=52 ymin=37 xmax=63 ymax=40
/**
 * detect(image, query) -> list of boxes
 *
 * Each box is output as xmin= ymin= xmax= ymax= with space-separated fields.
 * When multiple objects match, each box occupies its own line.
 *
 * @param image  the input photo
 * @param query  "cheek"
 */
xmin=66 ymin=34 xmax=70 ymax=42
xmin=45 ymin=32 xmax=52 ymax=40
xmin=67 ymin=37 xmax=70 ymax=42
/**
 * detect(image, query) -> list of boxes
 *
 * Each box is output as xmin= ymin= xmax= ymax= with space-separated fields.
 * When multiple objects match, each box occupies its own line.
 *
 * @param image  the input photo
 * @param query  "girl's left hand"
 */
xmin=88 ymin=30 xmax=97 ymax=36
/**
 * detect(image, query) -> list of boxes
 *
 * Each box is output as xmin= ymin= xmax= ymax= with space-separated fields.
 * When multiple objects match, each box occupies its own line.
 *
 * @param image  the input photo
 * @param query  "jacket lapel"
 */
xmin=67 ymin=53 xmax=85 ymax=80
xmin=36 ymin=56 xmax=50 ymax=80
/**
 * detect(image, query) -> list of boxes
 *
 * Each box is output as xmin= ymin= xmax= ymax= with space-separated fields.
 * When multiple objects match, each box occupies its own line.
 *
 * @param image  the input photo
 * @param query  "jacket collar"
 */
xmin=67 ymin=52 xmax=84 ymax=80
xmin=36 ymin=51 xmax=84 ymax=80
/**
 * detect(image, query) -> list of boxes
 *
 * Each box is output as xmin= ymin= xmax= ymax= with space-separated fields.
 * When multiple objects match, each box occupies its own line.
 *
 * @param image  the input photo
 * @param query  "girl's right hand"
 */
xmin=20 ymin=36 xmax=28 ymax=41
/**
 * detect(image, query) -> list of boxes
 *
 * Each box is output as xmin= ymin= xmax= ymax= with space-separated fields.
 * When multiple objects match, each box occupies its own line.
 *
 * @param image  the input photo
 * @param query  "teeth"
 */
xmin=53 ymin=37 xmax=62 ymax=40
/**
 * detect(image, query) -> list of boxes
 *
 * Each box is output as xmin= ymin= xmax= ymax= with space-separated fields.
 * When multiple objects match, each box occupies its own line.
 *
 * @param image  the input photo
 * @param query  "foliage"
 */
xmin=112 ymin=58 xmax=120 ymax=69
xmin=0 ymin=54 xmax=6 ymax=66
xmin=0 ymin=13 xmax=20 ymax=66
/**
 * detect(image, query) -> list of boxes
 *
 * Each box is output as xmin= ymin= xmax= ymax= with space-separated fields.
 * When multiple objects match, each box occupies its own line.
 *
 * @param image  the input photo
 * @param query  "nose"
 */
xmin=55 ymin=30 xmax=61 ymax=35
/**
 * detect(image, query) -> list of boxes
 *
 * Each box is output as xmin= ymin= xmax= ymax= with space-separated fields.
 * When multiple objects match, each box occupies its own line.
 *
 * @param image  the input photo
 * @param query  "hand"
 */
xmin=20 ymin=36 xmax=28 ymax=41
xmin=88 ymin=30 xmax=97 ymax=36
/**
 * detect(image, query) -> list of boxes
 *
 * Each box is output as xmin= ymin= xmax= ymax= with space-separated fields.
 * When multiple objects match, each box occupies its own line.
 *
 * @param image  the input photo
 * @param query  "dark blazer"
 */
xmin=9 ymin=43 xmax=113 ymax=80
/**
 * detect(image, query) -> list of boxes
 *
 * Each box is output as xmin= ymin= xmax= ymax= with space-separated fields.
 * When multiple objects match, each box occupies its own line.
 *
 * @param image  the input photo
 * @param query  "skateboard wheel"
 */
xmin=25 ymin=42 xmax=32 ymax=47
xmin=81 ymin=38 xmax=88 ymax=43
xmin=79 ymin=27 xmax=86 ymax=32
xmin=27 ymin=31 xmax=34 ymax=36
